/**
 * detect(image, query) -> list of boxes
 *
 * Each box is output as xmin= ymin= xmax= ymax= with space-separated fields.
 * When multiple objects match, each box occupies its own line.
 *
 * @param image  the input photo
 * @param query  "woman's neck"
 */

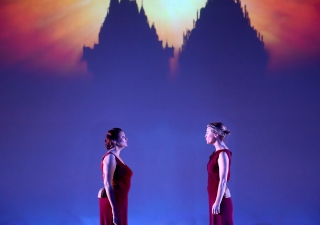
xmin=213 ymin=139 xmax=228 ymax=151
xmin=109 ymin=147 xmax=122 ymax=156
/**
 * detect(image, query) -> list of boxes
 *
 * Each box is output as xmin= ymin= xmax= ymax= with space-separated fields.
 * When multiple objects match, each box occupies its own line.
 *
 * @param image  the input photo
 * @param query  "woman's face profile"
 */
xmin=205 ymin=127 xmax=216 ymax=144
xmin=115 ymin=131 xmax=128 ymax=148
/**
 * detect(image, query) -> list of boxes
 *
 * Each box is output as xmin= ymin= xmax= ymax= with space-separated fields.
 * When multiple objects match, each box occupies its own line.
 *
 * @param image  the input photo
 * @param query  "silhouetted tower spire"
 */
xmin=82 ymin=0 xmax=174 ymax=81
xmin=244 ymin=5 xmax=251 ymax=25
xmin=139 ymin=1 xmax=148 ymax=24
xmin=109 ymin=0 xmax=119 ymax=10
xmin=179 ymin=0 xmax=268 ymax=77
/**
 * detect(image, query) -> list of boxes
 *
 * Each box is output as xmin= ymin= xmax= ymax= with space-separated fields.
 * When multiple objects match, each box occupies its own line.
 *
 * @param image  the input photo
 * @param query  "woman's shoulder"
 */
xmin=210 ymin=149 xmax=232 ymax=160
xmin=102 ymin=151 xmax=116 ymax=162
xmin=213 ymin=149 xmax=231 ymax=154
xmin=218 ymin=149 xmax=232 ymax=157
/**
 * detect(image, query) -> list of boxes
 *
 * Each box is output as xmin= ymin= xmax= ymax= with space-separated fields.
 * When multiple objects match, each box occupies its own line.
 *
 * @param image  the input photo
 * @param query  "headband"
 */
xmin=207 ymin=124 xmax=228 ymax=137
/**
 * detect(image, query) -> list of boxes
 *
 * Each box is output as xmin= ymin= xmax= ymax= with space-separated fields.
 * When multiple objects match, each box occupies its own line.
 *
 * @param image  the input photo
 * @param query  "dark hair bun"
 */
xmin=208 ymin=122 xmax=231 ymax=140
xmin=104 ymin=128 xmax=122 ymax=150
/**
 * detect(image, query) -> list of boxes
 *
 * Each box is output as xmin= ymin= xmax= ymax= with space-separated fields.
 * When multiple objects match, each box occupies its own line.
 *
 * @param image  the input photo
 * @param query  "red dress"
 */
xmin=99 ymin=152 xmax=133 ymax=225
xmin=207 ymin=149 xmax=233 ymax=225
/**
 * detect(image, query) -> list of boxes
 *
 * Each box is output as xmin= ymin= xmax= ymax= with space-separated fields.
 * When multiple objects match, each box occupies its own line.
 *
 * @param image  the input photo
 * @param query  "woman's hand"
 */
xmin=212 ymin=202 xmax=220 ymax=215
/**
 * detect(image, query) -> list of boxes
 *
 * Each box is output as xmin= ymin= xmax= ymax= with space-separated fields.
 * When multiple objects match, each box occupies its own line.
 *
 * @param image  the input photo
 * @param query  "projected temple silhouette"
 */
xmin=82 ymin=0 xmax=174 ymax=82
xmin=179 ymin=0 xmax=268 ymax=73
xmin=83 ymin=0 xmax=268 ymax=85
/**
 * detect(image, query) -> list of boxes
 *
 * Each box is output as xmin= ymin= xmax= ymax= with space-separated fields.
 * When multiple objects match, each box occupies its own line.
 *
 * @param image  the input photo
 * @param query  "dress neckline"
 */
xmin=209 ymin=149 xmax=230 ymax=160
xmin=108 ymin=152 xmax=126 ymax=165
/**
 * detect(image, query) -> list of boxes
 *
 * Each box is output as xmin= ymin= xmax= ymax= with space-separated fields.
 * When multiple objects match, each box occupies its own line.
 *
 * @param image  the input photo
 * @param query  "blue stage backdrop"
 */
xmin=0 ymin=0 xmax=319 ymax=225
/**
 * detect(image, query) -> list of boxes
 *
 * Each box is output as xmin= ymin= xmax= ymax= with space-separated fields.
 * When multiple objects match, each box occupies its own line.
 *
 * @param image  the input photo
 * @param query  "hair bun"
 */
xmin=223 ymin=130 xmax=231 ymax=135
xmin=105 ymin=128 xmax=122 ymax=150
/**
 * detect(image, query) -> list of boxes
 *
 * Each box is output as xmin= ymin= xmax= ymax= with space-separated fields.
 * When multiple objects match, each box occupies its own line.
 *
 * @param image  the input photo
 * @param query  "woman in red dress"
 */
xmin=98 ymin=128 xmax=133 ymax=225
xmin=205 ymin=122 xmax=233 ymax=225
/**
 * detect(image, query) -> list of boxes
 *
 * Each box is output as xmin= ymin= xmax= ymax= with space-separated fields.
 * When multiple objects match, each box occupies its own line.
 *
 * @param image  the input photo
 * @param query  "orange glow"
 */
xmin=0 ymin=0 xmax=319 ymax=76
xmin=0 ymin=0 xmax=108 ymax=77
xmin=243 ymin=0 xmax=320 ymax=70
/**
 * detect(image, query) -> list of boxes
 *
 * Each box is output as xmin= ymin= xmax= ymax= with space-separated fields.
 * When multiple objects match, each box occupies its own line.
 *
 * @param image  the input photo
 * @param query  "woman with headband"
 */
xmin=205 ymin=122 xmax=233 ymax=225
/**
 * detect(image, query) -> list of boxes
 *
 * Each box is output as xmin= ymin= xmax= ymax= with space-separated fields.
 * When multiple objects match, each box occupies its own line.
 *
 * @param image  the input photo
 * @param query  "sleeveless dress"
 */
xmin=207 ymin=149 xmax=233 ymax=225
xmin=99 ymin=152 xmax=133 ymax=225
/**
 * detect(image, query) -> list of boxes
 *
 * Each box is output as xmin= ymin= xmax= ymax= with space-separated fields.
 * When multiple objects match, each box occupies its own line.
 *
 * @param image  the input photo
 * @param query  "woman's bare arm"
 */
xmin=103 ymin=154 xmax=118 ymax=224
xmin=212 ymin=151 xmax=229 ymax=214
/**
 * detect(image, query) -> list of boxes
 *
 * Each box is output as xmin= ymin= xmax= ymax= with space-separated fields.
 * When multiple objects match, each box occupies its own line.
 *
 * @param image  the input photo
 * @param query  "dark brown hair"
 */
xmin=208 ymin=122 xmax=231 ymax=140
xmin=104 ymin=128 xmax=122 ymax=150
